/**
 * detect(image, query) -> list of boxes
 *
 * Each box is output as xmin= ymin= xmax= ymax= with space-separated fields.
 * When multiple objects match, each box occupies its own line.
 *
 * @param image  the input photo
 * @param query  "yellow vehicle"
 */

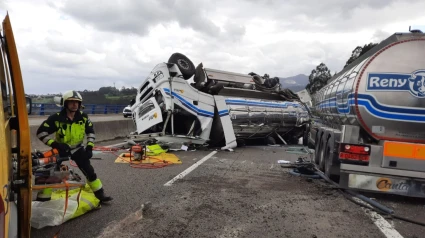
xmin=0 ymin=14 xmax=33 ymax=238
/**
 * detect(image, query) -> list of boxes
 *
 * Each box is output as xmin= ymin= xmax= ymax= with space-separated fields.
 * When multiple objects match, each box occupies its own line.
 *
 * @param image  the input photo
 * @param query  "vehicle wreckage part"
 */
xmin=213 ymin=96 xmax=237 ymax=150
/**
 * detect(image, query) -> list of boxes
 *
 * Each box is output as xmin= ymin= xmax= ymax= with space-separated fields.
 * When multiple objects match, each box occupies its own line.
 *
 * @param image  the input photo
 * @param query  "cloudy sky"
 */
xmin=1 ymin=0 xmax=425 ymax=95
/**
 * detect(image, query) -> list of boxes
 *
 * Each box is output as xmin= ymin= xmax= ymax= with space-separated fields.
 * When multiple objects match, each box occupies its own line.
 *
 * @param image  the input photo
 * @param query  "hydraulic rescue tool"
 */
xmin=31 ymin=149 xmax=83 ymax=185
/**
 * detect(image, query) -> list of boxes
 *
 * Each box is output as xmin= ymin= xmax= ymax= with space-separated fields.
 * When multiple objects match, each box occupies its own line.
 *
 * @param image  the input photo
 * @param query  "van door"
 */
xmin=1 ymin=14 xmax=32 ymax=238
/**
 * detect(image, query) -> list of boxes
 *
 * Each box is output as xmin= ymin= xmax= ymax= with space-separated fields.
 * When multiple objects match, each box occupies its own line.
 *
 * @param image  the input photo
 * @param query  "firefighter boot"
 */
xmin=94 ymin=188 xmax=113 ymax=203
xmin=88 ymin=178 xmax=113 ymax=203
xmin=36 ymin=188 xmax=52 ymax=202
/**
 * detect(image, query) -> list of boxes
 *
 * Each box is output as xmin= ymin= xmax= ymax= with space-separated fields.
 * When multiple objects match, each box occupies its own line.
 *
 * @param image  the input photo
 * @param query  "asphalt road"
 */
xmin=30 ymin=141 xmax=425 ymax=238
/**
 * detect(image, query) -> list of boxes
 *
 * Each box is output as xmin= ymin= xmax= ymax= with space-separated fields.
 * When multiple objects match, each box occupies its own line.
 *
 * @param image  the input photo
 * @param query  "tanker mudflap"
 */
xmin=345 ymin=173 xmax=425 ymax=198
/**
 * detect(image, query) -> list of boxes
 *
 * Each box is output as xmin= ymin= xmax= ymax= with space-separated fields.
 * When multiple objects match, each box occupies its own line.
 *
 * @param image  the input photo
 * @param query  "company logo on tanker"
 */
xmin=366 ymin=70 xmax=425 ymax=98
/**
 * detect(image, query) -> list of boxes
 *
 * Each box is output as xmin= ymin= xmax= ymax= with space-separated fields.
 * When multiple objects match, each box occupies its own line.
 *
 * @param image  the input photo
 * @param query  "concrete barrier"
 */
xmin=30 ymin=118 xmax=136 ymax=151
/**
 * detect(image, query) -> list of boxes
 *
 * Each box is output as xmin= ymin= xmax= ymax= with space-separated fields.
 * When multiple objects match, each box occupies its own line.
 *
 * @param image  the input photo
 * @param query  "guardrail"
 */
xmin=32 ymin=103 xmax=129 ymax=115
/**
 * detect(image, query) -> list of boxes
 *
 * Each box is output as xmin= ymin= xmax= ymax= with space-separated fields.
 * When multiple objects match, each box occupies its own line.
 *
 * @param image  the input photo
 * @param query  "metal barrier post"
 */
xmin=40 ymin=104 xmax=44 ymax=115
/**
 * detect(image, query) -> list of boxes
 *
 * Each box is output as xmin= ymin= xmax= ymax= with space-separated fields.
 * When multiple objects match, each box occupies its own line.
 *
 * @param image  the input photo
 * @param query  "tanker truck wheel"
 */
xmin=168 ymin=53 xmax=196 ymax=80
xmin=314 ymin=131 xmax=322 ymax=165
xmin=266 ymin=136 xmax=276 ymax=145
xmin=318 ymin=137 xmax=327 ymax=171
xmin=323 ymin=134 xmax=340 ymax=182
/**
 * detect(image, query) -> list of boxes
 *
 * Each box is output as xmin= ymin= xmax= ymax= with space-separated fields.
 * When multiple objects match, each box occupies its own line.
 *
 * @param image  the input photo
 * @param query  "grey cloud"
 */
xmin=59 ymin=0 xmax=420 ymax=40
xmin=371 ymin=30 xmax=391 ymax=43
xmin=46 ymin=38 xmax=87 ymax=55
xmin=222 ymin=22 xmax=246 ymax=42
xmin=14 ymin=0 xmax=425 ymax=95
xmin=59 ymin=0 xmax=220 ymax=37
xmin=218 ymin=0 xmax=425 ymax=33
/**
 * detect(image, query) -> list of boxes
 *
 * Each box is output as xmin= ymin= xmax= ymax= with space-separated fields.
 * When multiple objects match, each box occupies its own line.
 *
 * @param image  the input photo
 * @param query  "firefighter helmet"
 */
xmin=61 ymin=90 xmax=83 ymax=107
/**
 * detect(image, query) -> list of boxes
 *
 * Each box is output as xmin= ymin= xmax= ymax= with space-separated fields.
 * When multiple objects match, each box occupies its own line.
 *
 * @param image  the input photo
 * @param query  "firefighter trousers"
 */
xmin=71 ymin=147 xmax=97 ymax=182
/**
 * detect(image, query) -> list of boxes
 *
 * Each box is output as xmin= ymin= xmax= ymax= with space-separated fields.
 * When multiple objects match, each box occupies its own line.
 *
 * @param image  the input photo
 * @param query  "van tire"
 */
xmin=168 ymin=53 xmax=196 ymax=80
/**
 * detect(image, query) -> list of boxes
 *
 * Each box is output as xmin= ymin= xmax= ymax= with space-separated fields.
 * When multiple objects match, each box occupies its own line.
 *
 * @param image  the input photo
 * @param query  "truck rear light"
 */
xmin=340 ymin=143 xmax=370 ymax=155
xmin=339 ymin=152 xmax=369 ymax=162
xmin=339 ymin=143 xmax=371 ymax=164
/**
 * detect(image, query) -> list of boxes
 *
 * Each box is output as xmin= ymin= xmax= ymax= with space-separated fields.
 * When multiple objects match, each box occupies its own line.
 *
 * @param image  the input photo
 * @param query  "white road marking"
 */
xmin=164 ymin=151 xmax=217 ymax=186
xmin=354 ymin=198 xmax=403 ymax=238
xmin=368 ymin=210 xmax=403 ymax=238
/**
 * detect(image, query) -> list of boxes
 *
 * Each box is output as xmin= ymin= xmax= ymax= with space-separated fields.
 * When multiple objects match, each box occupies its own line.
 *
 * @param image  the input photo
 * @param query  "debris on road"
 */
xmin=277 ymin=160 xmax=291 ymax=164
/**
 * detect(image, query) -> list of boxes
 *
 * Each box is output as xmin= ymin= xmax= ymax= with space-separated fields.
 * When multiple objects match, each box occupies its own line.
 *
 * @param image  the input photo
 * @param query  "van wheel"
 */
xmin=168 ymin=53 xmax=196 ymax=80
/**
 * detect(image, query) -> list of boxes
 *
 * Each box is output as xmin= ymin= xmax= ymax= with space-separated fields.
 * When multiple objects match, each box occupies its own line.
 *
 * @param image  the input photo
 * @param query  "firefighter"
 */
xmin=36 ymin=90 xmax=113 ymax=203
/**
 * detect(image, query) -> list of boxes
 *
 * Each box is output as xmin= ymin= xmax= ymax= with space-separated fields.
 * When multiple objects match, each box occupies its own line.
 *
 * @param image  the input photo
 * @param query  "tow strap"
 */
xmin=53 ymin=180 xmax=83 ymax=238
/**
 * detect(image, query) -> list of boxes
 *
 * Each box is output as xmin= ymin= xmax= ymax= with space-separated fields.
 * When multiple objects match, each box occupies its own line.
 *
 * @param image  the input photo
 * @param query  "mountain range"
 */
xmin=278 ymin=74 xmax=309 ymax=92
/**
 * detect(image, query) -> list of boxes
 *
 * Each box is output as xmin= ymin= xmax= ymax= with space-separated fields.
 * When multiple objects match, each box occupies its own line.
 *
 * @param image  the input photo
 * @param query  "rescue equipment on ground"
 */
xmin=31 ymin=148 xmax=84 ymax=201
xmin=116 ymin=143 xmax=179 ymax=168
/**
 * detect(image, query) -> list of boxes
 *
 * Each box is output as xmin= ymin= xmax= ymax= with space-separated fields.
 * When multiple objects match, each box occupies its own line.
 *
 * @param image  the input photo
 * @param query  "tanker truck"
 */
xmin=129 ymin=53 xmax=310 ymax=150
xmin=309 ymin=28 xmax=425 ymax=198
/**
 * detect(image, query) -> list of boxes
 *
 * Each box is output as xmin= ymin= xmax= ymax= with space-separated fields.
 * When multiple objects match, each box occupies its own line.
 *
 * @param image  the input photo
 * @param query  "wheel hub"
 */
xmin=177 ymin=59 xmax=190 ymax=70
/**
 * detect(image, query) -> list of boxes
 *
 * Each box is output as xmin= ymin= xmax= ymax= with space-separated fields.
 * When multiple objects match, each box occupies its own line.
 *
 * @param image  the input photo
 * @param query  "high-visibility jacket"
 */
xmin=146 ymin=144 xmax=168 ymax=155
xmin=36 ymin=109 xmax=95 ymax=148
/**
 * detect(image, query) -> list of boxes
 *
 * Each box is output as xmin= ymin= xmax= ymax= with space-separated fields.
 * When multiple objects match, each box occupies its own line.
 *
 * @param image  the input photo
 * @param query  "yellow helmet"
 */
xmin=61 ymin=90 xmax=83 ymax=107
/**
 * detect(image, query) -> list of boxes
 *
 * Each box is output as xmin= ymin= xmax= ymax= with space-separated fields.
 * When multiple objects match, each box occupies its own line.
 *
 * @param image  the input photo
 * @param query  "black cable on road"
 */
xmin=289 ymin=160 xmax=425 ymax=228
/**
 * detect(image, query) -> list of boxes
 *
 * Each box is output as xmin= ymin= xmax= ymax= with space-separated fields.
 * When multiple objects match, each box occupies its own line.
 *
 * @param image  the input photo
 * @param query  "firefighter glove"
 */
xmin=85 ymin=145 xmax=93 ymax=159
xmin=51 ymin=142 xmax=71 ymax=157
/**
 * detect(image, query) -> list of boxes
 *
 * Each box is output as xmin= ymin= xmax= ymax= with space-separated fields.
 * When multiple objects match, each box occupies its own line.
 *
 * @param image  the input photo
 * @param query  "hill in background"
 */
xmin=279 ymin=74 xmax=309 ymax=93
xmin=29 ymin=86 xmax=137 ymax=105
xmin=30 ymin=74 xmax=309 ymax=105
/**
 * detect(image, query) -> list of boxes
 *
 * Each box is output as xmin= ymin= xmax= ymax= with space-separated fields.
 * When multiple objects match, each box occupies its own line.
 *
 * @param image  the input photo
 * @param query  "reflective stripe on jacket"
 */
xmin=36 ymin=109 xmax=95 ymax=147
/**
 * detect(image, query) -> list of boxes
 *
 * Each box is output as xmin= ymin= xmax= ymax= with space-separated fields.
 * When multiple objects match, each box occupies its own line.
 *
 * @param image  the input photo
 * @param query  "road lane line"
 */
xmin=164 ymin=151 xmax=217 ymax=186
xmin=368 ymin=210 xmax=403 ymax=238
xmin=354 ymin=198 xmax=403 ymax=238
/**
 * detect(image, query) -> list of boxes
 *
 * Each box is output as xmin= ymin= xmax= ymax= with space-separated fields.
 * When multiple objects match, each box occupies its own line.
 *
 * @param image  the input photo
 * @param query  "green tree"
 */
xmin=344 ymin=43 xmax=378 ymax=68
xmin=99 ymin=86 xmax=119 ymax=96
xmin=305 ymin=63 xmax=332 ymax=95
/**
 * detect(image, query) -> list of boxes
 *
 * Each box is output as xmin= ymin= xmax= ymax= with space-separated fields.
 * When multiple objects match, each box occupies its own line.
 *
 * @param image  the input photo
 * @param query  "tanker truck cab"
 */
xmin=130 ymin=53 xmax=310 ymax=149
xmin=0 ymin=14 xmax=33 ymax=238
xmin=310 ymin=29 xmax=425 ymax=198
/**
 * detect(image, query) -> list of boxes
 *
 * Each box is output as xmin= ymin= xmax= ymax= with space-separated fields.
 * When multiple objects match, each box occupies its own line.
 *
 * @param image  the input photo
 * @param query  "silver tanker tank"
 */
xmin=314 ymin=33 xmax=425 ymax=143
xmin=221 ymin=97 xmax=309 ymax=139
